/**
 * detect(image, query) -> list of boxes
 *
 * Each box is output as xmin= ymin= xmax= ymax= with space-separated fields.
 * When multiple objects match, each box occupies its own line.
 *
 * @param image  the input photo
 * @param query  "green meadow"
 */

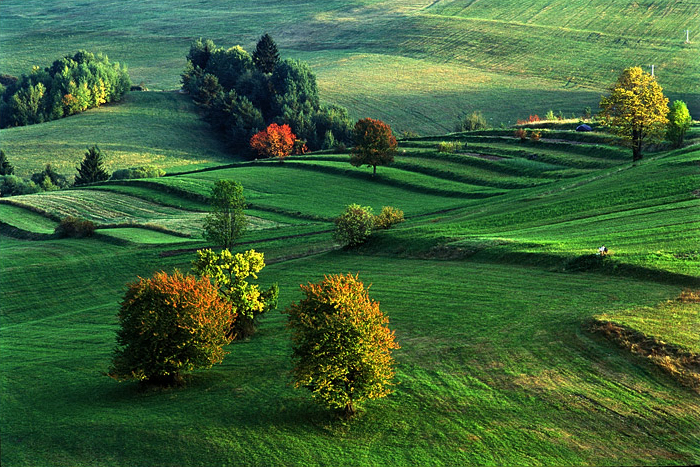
xmin=1 ymin=0 xmax=700 ymax=466
xmin=1 ymin=0 xmax=697 ymax=133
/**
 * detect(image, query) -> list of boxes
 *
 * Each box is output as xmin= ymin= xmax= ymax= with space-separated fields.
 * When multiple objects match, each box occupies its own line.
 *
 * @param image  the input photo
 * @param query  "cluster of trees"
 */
xmin=109 ymin=178 xmax=400 ymax=416
xmin=181 ymin=35 xmax=354 ymax=154
xmin=0 ymin=51 xmax=130 ymax=128
xmin=333 ymin=204 xmax=405 ymax=248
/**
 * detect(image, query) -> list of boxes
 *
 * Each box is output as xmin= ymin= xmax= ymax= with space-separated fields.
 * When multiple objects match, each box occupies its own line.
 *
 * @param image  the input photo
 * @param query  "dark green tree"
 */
xmin=0 ymin=150 xmax=14 ymax=175
xmin=252 ymin=34 xmax=280 ymax=74
xmin=203 ymin=180 xmax=247 ymax=250
xmin=75 ymin=146 xmax=110 ymax=185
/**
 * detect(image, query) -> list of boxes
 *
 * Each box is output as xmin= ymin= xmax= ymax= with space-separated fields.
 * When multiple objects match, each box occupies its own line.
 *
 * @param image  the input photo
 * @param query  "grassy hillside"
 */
xmin=2 ymin=127 xmax=699 ymax=466
xmin=0 ymin=92 xmax=234 ymax=178
xmin=1 ymin=0 xmax=697 ymax=133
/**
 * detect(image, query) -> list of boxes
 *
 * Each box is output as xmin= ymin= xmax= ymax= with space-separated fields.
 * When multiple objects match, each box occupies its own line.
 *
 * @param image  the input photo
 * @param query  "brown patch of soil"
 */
xmin=588 ymin=319 xmax=700 ymax=392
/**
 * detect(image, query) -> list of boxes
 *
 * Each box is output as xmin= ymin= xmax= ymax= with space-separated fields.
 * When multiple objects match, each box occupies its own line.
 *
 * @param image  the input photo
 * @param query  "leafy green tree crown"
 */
xmin=333 ymin=204 xmax=374 ymax=248
xmin=666 ymin=100 xmax=692 ymax=148
xmin=203 ymin=180 xmax=247 ymax=250
xmin=75 ymin=145 xmax=110 ymax=185
xmin=192 ymin=248 xmax=278 ymax=339
xmin=286 ymin=273 xmax=400 ymax=417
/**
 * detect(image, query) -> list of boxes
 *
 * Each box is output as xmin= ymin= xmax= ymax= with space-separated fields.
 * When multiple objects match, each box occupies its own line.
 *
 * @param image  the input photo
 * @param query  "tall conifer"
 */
xmin=0 ymin=150 xmax=14 ymax=175
xmin=252 ymin=34 xmax=280 ymax=74
xmin=75 ymin=146 xmax=110 ymax=185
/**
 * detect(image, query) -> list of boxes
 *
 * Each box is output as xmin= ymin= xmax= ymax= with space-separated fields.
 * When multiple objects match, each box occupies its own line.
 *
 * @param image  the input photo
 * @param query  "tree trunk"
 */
xmin=632 ymin=126 xmax=643 ymax=162
xmin=372 ymin=165 xmax=377 ymax=176
xmin=344 ymin=401 xmax=356 ymax=418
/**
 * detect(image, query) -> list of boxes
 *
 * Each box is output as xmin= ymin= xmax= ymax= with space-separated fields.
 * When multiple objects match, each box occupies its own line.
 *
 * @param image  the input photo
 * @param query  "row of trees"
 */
xmin=0 ymin=51 xmax=130 ymax=128
xmin=181 ymin=35 xmax=354 ymax=154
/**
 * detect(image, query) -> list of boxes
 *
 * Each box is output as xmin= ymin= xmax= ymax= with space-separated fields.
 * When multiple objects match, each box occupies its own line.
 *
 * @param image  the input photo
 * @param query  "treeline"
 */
xmin=0 ymin=50 xmax=131 ymax=128
xmin=181 ymin=35 xmax=353 ymax=154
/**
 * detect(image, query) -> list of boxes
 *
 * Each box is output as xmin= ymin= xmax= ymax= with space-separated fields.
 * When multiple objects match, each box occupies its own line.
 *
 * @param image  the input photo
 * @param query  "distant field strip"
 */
xmin=0 ymin=203 xmax=58 ymax=234
xmin=2 ymin=190 xmax=280 ymax=238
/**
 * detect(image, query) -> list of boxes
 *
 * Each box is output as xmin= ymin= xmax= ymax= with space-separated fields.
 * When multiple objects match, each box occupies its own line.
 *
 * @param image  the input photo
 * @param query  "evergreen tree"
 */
xmin=0 ymin=150 xmax=14 ymax=175
xmin=75 ymin=145 xmax=110 ymax=185
xmin=252 ymin=34 xmax=280 ymax=74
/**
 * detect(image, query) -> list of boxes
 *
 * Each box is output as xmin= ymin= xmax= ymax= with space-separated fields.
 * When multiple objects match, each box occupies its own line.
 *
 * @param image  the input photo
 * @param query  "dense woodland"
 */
xmin=181 ymin=36 xmax=354 ymax=154
xmin=0 ymin=51 xmax=130 ymax=128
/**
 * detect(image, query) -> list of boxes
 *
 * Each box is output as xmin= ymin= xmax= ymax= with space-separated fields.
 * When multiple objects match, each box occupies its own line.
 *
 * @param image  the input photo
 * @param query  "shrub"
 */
xmin=333 ymin=204 xmax=374 ymax=248
xmin=545 ymin=110 xmax=555 ymax=121
xmin=110 ymin=165 xmax=165 ymax=180
xmin=666 ymin=100 xmax=691 ymax=148
xmin=0 ymin=175 xmax=40 ymax=197
xmin=530 ymin=130 xmax=542 ymax=142
xmin=192 ymin=248 xmax=278 ymax=340
xmin=678 ymin=289 xmax=700 ymax=303
xmin=373 ymin=206 xmax=405 ymax=230
xmin=454 ymin=111 xmax=488 ymax=132
xmin=54 ymin=216 xmax=96 ymax=238
xmin=109 ymin=270 xmax=233 ymax=386
xmin=30 ymin=164 xmax=68 ymax=190
xmin=437 ymin=141 xmax=464 ymax=153
xmin=514 ymin=128 xmax=528 ymax=142
xmin=285 ymin=273 xmax=400 ymax=417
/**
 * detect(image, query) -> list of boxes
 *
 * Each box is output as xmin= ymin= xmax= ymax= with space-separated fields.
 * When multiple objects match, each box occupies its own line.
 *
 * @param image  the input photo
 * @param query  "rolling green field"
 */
xmin=2 ymin=1 xmax=700 ymax=466
xmin=2 ymin=124 xmax=699 ymax=465
xmin=1 ymin=0 xmax=697 ymax=134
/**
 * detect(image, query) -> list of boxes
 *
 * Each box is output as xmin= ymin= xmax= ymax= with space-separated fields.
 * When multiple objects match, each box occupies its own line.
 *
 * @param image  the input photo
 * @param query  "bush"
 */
xmin=192 ymin=248 xmax=278 ymax=339
xmin=530 ymin=130 xmax=542 ymax=142
xmin=373 ymin=206 xmax=405 ymax=230
xmin=333 ymin=204 xmax=374 ymax=248
xmin=110 ymin=165 xmax=165 ymax=180
xmin=0 ymin=175 xmax=40 ymax=197
xmin=285 ymin=273 xmax=400 ymax=417
xmin=454 ymin=111 xmax=488 ymax=132
xmin=436 ymin=141 xmax=464 ymax=153
xmin=54 ymin=216 xmax=96 ymax=238
xmin=514 ymin=128 xmax=528 ymax=142
xmin=30 ymin=164 xmax=68 ymax=191
xmin=109 ymin=270 xmax=234 ymax=386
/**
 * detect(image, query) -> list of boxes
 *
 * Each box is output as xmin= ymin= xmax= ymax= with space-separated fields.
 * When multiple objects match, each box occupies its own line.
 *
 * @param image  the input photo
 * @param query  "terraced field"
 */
xmin=2 ymin=125 xmax=699 ymax=466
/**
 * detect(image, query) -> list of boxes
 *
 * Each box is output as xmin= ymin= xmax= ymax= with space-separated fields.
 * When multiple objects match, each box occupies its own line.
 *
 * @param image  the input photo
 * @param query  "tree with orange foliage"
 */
xmin=350 ymin=118 xmax=397 ymax=176
xmin=249 ymin=123 xmax=297 ymax=161
xmin=109 ymin=270 xmax=234 ymax=386
xmin=285 ymin=273 xmax=400 ymax=417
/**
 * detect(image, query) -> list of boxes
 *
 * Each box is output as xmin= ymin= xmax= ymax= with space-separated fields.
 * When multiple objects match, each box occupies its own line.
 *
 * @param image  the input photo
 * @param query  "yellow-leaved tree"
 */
xmin=599 ymin=66 xmax=669 ymax=162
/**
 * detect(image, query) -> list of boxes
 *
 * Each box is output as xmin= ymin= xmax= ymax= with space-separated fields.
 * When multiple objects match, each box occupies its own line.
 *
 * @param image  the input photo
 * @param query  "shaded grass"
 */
xmin=0 ymin=92 xmax=235 ymax=178
xmin=2 ymin=243 xmax=700 ymax=466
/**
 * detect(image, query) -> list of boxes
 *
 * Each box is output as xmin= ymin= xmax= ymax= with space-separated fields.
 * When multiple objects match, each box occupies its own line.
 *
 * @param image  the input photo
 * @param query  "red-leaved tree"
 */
xmin=250 ymin=123 xmax=297 ymax=161
xmin=350 ymin=118 xmax=397 ymax=176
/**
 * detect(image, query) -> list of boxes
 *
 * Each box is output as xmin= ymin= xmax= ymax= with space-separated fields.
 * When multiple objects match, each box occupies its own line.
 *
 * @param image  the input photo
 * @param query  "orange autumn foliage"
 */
xmin=109 ymin=270 xmax=234 ymax=385
xmin=250 ymin=123 xmax=297 ymax=160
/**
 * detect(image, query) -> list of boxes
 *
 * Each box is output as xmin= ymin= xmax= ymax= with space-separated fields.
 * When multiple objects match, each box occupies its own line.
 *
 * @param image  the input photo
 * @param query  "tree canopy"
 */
xmin=599 ymin=67 xmax=669 ymax=161
xmin=350 ymin=118 xmax=398 ymax=175
xmin=0 ymin=50 xmax=130 ymax=128
xmin=666 ymin=100 xmax=692 ymax=148
xmin=203 ymin=180 xmax=247 ymax=250
xmin=286 ymin=273 xmax=400 ymax=417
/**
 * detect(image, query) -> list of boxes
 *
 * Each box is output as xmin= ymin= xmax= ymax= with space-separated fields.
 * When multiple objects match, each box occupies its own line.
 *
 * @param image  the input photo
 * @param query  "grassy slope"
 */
xmin=1 ymin=0 xmax=697 ymax=134
xmin=0 ymin=92 xmax=234 ymax=178
xmin=2 ymin=128 xmax=699 ymax=465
